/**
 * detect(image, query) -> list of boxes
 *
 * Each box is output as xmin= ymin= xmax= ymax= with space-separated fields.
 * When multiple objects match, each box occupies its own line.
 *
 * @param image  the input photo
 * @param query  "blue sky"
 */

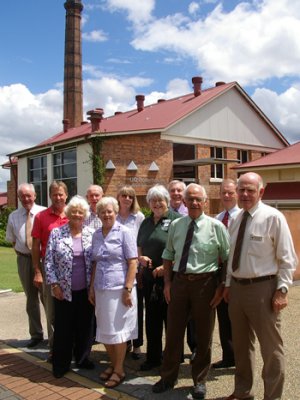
xmin=1 ymin=0 xmax=300 ymax=191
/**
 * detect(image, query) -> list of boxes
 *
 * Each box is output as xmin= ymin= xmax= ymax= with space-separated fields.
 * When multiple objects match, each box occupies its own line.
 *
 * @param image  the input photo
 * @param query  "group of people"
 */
xmin=6 ymin=173 xmax=297 ymax=399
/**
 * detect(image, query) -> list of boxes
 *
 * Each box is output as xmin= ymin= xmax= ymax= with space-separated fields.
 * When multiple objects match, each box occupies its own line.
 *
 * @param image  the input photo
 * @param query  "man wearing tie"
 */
xmin=153 ymin=183 xmax=230 ymax=399
xmin=213 ymin=179 xmax=240 ymax=369
xmin=224 ymin=172 xmax=297 ymax=400
xmin=6 ymin=183 xmax=46 ymax=348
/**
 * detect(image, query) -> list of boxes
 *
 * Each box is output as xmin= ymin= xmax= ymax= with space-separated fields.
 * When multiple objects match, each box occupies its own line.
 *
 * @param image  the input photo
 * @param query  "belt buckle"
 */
xmin=187 ymin=274 xmax=195 ymax=281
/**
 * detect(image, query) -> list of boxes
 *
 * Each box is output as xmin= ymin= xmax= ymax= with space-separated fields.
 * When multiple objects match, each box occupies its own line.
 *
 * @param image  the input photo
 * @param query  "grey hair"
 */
xmin=96 ymin=196 xmax=119 ymax=216
xmin=146 ymin=184 xmax=170 ymax=206
xmin=183 ymin=183 xmax=208 ymax=200
xmin=168 ymin=180 xmax=186 ymax=192
xmin=65 ymin=195 xmax=90 ymax=219
xmin=18 ymin=183 xmax=36 ymax=196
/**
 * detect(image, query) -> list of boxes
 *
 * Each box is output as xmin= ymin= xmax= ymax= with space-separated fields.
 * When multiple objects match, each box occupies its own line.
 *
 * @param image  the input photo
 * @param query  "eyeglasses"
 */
xmin=185 ymin=197 xmax=205 ymax=203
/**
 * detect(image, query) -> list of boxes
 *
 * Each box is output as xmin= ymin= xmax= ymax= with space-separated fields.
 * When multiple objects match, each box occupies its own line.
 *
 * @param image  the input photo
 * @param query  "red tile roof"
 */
xmin=37 ymin=82 xmax=236 ymax=147
xmin=263 ymin=182 xmax=300 ymax=200
xmin=234 ymin=140 xmax=300 ymax=170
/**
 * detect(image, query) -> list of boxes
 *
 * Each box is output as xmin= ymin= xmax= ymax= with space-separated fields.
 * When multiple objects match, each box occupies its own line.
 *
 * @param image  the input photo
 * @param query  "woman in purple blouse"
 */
xmin=89 ymin=196 xmax=138 ymax=388
xmin=45 ymin=195 xmax=94 ymax=379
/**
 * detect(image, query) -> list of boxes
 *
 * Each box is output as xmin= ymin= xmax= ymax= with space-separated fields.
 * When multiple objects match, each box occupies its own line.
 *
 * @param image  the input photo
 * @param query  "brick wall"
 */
xmin=100 ymin=133 xmax=173 ymax=203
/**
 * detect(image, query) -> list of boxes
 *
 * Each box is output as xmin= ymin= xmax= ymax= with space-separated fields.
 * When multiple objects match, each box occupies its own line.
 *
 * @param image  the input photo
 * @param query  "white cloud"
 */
xmin=104 ymin=0 xmax=155 ymax=25
xmin=131 ymin=0 xmax=300 ymax=86
xmin=188 ymin=2 xmax=200 ymax=15
xmin=82 ymin=30 xmax=108 ymax=42
xmin=252 ymin=84 xmax=300 ymax=143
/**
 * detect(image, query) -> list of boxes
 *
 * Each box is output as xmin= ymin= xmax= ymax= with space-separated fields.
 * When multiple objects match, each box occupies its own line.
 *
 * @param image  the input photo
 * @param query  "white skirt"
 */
xmin=95 ymin=286 xmax=138 ymax=344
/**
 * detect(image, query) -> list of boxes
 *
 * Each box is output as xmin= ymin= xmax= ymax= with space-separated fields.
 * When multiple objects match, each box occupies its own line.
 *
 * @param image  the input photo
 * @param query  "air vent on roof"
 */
xmin=215 ymin=81 xmax=226 ymax=87
xmin=157 ymin=99 xmax=166 ymax=103
xmin=115 ymin=111 xmax=123 ymax=115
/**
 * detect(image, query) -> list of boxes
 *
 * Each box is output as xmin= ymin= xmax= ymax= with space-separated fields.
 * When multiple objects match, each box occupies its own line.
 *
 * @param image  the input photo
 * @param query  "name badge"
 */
xmin=161 ymin=219 xmax=171 ymax=231
xmin=250 ymin=234 xmax=263 ymax=242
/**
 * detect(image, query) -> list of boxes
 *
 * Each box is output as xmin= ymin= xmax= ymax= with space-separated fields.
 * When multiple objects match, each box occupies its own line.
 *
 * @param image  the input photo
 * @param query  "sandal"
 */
xmin=99 ymin=365 xmax=114 ymax=381
xmin=104 ymin=371 xmax=126 ymax=388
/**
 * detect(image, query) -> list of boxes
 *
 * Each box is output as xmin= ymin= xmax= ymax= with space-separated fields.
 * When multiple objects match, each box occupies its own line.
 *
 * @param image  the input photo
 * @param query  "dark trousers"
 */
xmin=53 ymin=289 xmax=94 ymax=374
xmin=133 ymin=286 xmax=144 ymax=348
xmin=143 ymin=278 xmax=168 ymax=364
xmin=186 ymin=319 xmax=197 ymax=353
xmin=161 ymin=273 xmax=217 ymax=384
xmin=216 ymin=299 xmax=234 ymax=363
xmin=17 ymin=255 xmax=44 ymax=340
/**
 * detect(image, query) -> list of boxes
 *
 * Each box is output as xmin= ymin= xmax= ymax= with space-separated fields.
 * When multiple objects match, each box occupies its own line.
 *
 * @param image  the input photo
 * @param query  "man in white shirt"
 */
xmin=224 ymin=172 xmax=298 ymax=400
xmin=6 ymin=183 xmax=46 ymax=348
xmin=84 ymin=184 xmax=103 ymax=231
xmin=168 ymin=180 xmax=188 ymax=215
xmin=213 ymin=179 xmax=240 ymax=369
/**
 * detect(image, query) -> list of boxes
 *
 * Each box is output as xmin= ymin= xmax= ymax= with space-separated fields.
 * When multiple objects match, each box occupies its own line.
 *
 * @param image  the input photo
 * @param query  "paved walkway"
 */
xmin=0 ymin=283 xmax=299 ymax=400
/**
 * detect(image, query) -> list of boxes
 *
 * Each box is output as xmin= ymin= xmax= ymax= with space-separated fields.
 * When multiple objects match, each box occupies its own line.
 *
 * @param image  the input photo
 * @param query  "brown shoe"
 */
xmin=225 ymin=395 xmax=254 ymax=400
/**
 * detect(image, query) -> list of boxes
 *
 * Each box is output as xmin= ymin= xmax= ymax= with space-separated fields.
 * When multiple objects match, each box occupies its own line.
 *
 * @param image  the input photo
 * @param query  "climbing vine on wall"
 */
xmin=89 ymin=136 xmax=105 ymax=186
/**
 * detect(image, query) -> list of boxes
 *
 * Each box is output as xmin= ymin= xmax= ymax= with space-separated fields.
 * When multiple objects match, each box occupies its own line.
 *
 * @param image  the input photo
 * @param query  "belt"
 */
xmin=176 ymin=272 xmax=216 ymax=281
xmin=16 ymin=251 xmax=32 ymax=258
xmin=232 ymin=275 xmax=276 ymax=285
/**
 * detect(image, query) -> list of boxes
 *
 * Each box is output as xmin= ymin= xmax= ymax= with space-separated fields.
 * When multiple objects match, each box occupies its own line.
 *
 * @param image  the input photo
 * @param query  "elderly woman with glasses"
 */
xmin=137 ymin=184 xmax=180 ymax=371
xmin=45 ymin=195 xmax=95 ymax=379
xmin=116 ymin=186 xmax=145 ymax=360
xmin=89 ymin=196 xmax=138 ymax=388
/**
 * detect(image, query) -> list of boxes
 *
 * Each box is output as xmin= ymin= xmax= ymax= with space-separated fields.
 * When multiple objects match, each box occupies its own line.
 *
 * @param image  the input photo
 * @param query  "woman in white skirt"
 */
xmin=89 ymin=196 xmax=138 ymax=388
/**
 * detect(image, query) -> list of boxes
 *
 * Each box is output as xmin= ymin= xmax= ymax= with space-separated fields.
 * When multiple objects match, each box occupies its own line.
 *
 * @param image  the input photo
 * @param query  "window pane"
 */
xmin=53 ymin=166 xmax=61 ymax=179
xmin=30 ymin=158 xmax=41 ymax=170
xmin=62 ymin=150 xmax=76 ymax=164
xmin=210 ymin=147 xmax=215 ymax=158
xmin=216 ymin=164 xmax=223 ymax=178
xmin=53 ymin=153 xmax=61 ymax=166
xmin=173 ymin=144 xmax=195 ymax=161
xmin=216 ymin=147 xmax=223 ymax=158
xmin=62 ymin=164 xmax=76 ymax=179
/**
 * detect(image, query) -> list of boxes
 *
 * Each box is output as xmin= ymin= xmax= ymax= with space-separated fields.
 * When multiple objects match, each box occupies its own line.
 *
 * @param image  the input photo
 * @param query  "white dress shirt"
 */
xmin=216 ymin=205 xmax=240 ymax=228
xmin=226 ymin=201 xmax=298 ymax=289
xmin=6 ymin=203 xmax=46 ymax=254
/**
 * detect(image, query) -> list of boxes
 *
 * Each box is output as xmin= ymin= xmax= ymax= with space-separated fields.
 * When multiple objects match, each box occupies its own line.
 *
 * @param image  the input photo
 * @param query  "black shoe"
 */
xmin=140 ymin=360 xmax=161 ymax=371
xmin=212 ymin=360 xmax=235 ymax=369
xmin=53 ymin=368 xmax=69 ymax=379
xmin=27 ymin=338 xmax=43 ymax=348
xmin=76 ymin=358 xmax=95 ymax=370
xmin=191 ymin=383 xmax=206 ymax=399
xmin=152 ymin=379 xmax=174 ymax=393
xmin=131 ymin=352 xmax=141 ymax=360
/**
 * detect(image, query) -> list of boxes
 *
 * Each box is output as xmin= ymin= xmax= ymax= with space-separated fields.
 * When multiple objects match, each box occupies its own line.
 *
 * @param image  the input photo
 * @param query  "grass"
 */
xmin=0 ymin=247 xmax=23 ymax=292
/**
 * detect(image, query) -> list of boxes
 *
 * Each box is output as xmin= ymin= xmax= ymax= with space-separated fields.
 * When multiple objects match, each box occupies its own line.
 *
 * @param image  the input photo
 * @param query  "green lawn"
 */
xmin=0 ymin=247 xmax=23 ymax=292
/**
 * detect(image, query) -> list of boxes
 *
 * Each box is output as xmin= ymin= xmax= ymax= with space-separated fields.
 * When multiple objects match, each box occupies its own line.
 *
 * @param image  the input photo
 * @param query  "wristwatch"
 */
xmin=124 ymin=286 xmax=132 ymax=293
xmin=279 ymin=287 xmax=288 ymax=294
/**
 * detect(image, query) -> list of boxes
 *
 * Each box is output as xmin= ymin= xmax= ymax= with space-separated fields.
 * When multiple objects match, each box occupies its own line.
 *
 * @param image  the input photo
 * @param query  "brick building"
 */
xmin=3 ymin=0 xmax=289 ymax=214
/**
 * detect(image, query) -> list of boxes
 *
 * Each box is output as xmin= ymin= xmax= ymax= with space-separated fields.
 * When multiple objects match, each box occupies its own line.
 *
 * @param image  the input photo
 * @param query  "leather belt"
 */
xmin=176 ymin=272 xmax=216 ymax=281
xmin=232 ymin=275 xmax=276 ymax=285
xmin=16 ymin=251 xmax=32 ymax=258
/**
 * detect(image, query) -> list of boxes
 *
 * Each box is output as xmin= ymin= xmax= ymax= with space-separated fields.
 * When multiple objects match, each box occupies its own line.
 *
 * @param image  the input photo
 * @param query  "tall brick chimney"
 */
xmin=63 ymin=0 xmax=83 ymax=128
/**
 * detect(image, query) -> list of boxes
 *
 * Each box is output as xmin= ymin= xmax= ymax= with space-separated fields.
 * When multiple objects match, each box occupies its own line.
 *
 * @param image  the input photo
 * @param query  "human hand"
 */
xmin=210 ymin=284 xmax=224 ymax=308
xmin=52 ymin=285 xmax=64 ymax=301
xmin=122 ymin=289 xmax=133 ymax=307
xmin=88 ymin=287 xmax=95 ymax=306
xmin=163 ymin=281 xmax=171 ymax=304
xmin=223 ymin=287 xmax=230 ymax=303
xmin=272 ymin=290 xmax=288 ymax=313
xmin=152 ymin=265 xmax=164 ymax=278
xmin=33 ymin=270 xmax=43 ymax=288
xmin=138 ymin=256 xmax=152 ymax=269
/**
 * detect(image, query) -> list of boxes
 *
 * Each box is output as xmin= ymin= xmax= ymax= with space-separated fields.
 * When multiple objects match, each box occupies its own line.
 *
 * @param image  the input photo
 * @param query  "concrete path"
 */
xmin=0 ymin=284 xmax=299 ymax=400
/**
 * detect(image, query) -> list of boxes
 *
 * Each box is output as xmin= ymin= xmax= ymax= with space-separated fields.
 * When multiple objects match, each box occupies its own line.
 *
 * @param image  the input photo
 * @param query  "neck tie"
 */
xmin=178 ymin=219 xmax=195 ymax=273
xmin=25 ymin=211 xmax=33 ymax=251
xmin=222 ymin=210 xmax=229 ymax=228
xmin=232 ymin=211 xmax=250 ymax=272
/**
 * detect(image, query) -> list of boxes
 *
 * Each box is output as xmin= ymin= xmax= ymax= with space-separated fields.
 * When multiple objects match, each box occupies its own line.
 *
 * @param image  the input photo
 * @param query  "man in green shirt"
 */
xmin=152 ymin=183 xmax=230 ymax=400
